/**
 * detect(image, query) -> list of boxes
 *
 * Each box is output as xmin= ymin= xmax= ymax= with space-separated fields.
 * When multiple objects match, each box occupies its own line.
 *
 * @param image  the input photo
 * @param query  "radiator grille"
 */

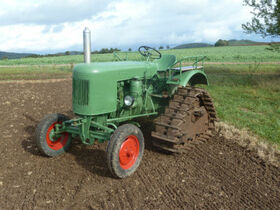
xmin=73 ymin=79 xmax=89 ymax=105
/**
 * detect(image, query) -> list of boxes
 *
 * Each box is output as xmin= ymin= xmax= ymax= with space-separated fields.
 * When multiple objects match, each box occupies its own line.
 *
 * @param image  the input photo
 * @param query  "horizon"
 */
xmin=0 ymin=39 xmax=278 ymax=55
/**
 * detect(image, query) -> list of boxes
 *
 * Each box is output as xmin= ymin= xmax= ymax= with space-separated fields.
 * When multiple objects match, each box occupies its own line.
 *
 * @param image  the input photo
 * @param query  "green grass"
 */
xmin=1 ymin=45 xmax=280 ymax=65
xmin=205 ymin=63 xmax=280 ymax=73
xmin=0 ymin=65 xmax=72 ymax=80
xmin=204 ymin=64 xmax=280 ymax=145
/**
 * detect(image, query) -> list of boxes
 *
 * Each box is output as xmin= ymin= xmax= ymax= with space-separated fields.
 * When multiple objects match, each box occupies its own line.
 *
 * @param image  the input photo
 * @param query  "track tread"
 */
xmin=152 ymin=86 xmax=217 ymax=153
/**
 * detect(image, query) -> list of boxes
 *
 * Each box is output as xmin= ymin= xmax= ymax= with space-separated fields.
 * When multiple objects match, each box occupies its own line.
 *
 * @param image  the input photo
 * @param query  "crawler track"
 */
xmin=152 ymin=87 xmax=217 ymax=153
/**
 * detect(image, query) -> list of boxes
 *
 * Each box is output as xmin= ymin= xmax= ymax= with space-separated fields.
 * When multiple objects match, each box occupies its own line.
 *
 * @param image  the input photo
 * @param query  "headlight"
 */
xmin=124 ymin=95 xmax=134 ymax=106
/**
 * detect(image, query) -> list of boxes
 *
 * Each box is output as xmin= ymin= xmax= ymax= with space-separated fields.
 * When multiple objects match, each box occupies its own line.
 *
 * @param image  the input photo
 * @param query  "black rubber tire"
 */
xmin=106 ymin=124 xmax=144 ymax=178
xmin=35 ymin=113 xmax=72 ymax=157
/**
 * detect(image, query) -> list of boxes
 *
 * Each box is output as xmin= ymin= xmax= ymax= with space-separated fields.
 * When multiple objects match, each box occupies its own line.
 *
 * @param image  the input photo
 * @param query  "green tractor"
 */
xmin=35 ymin=28 xmax=216 ymax=178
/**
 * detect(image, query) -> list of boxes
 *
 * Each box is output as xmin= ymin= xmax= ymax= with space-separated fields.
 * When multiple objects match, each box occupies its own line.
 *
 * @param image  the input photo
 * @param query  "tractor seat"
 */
xmin=155 ymin=55 xmax=177 ymax=71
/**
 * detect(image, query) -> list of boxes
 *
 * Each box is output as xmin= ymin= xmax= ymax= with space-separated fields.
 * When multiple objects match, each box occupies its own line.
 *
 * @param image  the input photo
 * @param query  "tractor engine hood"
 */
xmin=72 ymin=61 xmax=158 ymax=116
xmin=73 ymin=61 xmax=157 ymax=79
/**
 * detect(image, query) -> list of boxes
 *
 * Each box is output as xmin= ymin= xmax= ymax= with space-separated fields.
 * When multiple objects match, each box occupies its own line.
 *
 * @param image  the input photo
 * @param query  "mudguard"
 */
xmin=171 ymin=70 xmax=209 ymax=86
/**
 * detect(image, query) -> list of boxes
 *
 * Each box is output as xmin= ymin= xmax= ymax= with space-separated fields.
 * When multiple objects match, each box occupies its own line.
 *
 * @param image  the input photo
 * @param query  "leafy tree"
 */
xmin=99 ymin=48 xmax=121 ymax=54
xmin=100 ymin=48 xmax=109 ymax=54
xmin=65 ymin=51 xmax=70 ymax=55
xmin=214 ymin=39 xmax=229 ymax=47
xmin=159 ymin=46 xmax=164 ymax=49
xmin=1 ymin=56 xmax=8 ymax=60
xmin=26 ymin=54 xmax=40 ymax=58
xmin=242 ymin=0 xmax=280 ymax=37
xmin=266 ymin=42 xmax=280 ymax=51
xmin=166 ymin=45 xmax=170 ymax=49
xmin=128 ymin=48 xmax=132 ymax=52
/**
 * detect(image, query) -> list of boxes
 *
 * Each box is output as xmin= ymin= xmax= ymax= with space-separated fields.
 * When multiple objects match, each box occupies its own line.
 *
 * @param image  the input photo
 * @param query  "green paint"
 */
xmin=72 ymin=61 xmax=158 ymax=115
xmin=57 ymin=53 xmax=208 ymax=144
xmin=167 ymin=70 xmax=208 ymax=86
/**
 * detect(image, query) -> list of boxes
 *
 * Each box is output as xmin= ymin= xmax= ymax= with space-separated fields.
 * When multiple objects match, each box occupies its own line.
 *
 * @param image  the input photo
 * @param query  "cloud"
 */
xmin=88 ymin=0 xmax=253 ymax=47
xmin=0 ymin=0 xmax=112 ymax=25
xmin=0 ymin=0 xmax=276 ymax=53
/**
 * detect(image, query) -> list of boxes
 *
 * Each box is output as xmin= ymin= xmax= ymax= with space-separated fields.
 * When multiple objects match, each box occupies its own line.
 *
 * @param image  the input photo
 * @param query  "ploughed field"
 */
xmin=0 ymin=79 xmax=279 ymax=209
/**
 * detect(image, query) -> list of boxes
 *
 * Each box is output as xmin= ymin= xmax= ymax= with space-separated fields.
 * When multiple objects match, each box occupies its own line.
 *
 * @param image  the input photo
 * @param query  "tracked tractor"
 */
xmin=35 ymin=28 xmax=216 ymax=178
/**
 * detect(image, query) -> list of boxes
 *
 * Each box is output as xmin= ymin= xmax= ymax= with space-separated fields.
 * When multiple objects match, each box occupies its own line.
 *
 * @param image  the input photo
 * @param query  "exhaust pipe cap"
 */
xmin=83 ymin=27 xmax=91 ymax=64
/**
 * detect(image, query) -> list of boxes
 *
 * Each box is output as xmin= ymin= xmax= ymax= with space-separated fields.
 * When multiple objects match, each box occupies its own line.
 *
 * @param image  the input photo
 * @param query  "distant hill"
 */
xmin=229 ymin=40 xmax=280 ymax=46
xmin=174 ymin=40 xmax=274 ymax=49
xmin=68 ymin=51 xmax=83 ymax=55
xmin=0 ymin=51 xmax=34 ymax=60
xmin=0 ymin=51 xmax=84 ymax=60
xmin=227 ymin=39 xmax=261 ymax=46
xmin=173 ymin=43 xmax=213 ymax=49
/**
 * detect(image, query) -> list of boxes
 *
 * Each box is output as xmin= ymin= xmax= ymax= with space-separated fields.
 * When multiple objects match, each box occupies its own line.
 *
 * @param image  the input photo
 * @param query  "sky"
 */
xmin=0 ymin=0 xmax=277 ymax=53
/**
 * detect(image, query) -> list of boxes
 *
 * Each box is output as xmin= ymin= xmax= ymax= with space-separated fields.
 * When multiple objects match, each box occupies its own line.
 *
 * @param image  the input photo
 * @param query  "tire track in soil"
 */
xmin=174 ymin=153 xmax=222 ymax=209
xmin=190 ymin=147 xmax=261 ymax=208
xmin=139 ymin=123 xmax=192 ymax=209
xmin=187 ymin=136 xmax=280 ymax=209
xmin=136 ymin=155 xmax=174 ymax=209
xmin=19 ymin=165 xmax=44 ymax=210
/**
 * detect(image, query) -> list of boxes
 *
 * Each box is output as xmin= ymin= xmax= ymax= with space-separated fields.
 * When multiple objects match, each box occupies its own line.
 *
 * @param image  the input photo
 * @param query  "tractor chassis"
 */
xmin=53 ymin=112 xmax=158 ymax=145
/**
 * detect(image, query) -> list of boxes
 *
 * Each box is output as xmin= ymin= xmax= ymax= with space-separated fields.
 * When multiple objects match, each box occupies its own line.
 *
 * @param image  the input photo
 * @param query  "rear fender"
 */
xmin=178 ymin=70 xmax=208 ymax=86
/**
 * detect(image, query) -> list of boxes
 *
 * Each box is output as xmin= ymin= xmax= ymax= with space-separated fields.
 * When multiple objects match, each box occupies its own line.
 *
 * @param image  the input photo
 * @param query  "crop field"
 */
xmin=1 ymin=45 xmax=280 ymax=65
xmin=0 ymin=46 xmax=279 ymax=208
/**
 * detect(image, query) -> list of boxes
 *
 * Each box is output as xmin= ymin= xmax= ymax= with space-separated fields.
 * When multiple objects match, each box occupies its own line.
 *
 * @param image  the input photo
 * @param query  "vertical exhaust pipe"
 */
xmin=83 ymin=27 xmax=91 ymax=63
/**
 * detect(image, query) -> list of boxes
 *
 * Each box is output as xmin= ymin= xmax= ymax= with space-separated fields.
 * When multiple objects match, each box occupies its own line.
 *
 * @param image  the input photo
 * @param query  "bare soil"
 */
xmin=0 ymin=80 xmax=279 ymax=209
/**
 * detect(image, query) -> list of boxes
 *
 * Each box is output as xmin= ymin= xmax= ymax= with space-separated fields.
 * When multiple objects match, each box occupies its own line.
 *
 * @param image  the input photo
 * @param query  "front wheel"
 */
xmin=35 ymin=113 xmax=72 ymax=157
xmin=106 ymin=124 xmax=144 ymax=178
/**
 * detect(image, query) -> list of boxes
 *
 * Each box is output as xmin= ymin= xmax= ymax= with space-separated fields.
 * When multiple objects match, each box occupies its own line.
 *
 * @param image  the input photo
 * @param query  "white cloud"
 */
xmin=0 ymin=0 xmax=270 ymax=53
xmin=0 ymin=0 xmax=112 ymax=25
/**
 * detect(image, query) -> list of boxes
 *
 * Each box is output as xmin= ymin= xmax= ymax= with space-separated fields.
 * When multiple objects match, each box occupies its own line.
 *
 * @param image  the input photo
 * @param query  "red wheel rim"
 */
xmin=46 ymin=122 xmax=69 ymax=151
xmin=119 ymin=135 xmax=140 ymax=170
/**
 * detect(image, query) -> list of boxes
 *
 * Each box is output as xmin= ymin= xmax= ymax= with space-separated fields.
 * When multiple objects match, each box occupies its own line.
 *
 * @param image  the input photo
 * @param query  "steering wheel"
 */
xmin=138 ymin=46 xmax=162 ymax=59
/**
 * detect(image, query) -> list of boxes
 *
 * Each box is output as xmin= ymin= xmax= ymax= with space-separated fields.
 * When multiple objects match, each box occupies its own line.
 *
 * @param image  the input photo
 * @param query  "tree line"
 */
xmin=24 ymin=48 xmax=122 ymax=58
